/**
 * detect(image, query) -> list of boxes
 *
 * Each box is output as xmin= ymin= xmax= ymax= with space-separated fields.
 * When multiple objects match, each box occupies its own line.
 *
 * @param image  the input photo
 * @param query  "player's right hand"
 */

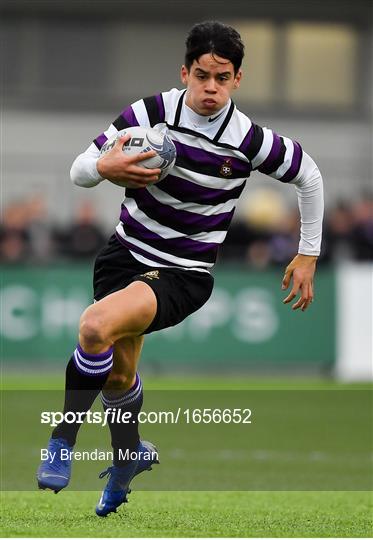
xmin=96 ymin=134 xmax=161 ymax=188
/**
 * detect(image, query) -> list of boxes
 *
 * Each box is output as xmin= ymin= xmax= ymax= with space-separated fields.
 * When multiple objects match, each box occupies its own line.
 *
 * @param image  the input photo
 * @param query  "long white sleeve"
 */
xmin=291 ymin=151 xmax=324 ymax=256
xmin=70 ymin=143 xmax=105 ymax=188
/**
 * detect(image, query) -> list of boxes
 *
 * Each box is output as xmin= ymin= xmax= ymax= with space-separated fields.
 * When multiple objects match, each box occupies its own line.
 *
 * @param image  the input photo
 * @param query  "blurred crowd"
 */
xmin=220 ymin=189 xmax=373 ymax=267
xmin=1 ymin=191 xmax=372 ymax=267
xmin=0 ymin=198 xmax=106 ymax=264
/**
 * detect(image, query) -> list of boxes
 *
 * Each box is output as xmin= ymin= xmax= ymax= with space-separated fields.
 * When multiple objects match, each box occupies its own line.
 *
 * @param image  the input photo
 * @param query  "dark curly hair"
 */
xmin=185 ymin=21 xmax=245 ymax=75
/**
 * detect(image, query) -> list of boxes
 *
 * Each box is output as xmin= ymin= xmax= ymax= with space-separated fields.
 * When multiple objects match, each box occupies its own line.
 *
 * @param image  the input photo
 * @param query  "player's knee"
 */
xmin=79 ymin=308 xmax=108 ymax=347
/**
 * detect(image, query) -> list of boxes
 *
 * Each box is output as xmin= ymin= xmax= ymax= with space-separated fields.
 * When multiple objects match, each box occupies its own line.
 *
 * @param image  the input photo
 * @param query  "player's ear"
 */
xmin=180 ymin=65 xmax=189 ymax=86
xmin=233 ymin=69 xmax=242 ymax=90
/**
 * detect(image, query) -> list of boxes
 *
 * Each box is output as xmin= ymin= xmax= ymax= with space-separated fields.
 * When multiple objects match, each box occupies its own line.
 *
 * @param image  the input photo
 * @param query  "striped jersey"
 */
xmin=92 ymin=88 xmax=304 ymax=270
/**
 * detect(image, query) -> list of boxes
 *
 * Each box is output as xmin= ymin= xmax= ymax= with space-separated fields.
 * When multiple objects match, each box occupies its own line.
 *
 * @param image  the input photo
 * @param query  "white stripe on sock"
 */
xmin=101 ymin=383 xmax=143 ymax=407
xmin=101 ymin=378 xmax=141 ymax=405
xmin=75 ymin=349 xmax=113 ymax=367
xmin=74 ymin=353 xmax=113 ymax=375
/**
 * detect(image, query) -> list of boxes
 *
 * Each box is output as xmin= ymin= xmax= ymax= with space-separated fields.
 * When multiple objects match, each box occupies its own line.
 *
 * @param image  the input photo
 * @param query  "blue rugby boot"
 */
xmin=37 ymin=437 xmax=73 ymax=493
xmin=134 ymin=440 xmax=159 ymax=477
xmin=95 ymin=440 xmax=159 ymax=517
xmin=95 ymin=459 xmax=138 ymax=517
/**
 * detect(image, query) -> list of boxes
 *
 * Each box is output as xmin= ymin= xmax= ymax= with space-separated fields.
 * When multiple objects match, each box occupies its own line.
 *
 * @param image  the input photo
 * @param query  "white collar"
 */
xmin=180 ymin=100 xmax=231 ymax=131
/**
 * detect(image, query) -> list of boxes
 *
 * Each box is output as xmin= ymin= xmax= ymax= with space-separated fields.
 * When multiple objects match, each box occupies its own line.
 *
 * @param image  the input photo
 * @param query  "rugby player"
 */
xmin=37 ymin=21 xmax=323 ymax=516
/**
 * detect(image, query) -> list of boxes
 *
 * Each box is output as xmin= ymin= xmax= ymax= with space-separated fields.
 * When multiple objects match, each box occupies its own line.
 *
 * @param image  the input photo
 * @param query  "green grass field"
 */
xmin=1 ymin=490 xmax=372 ymax=537
xmin=1 ymin=373 xmax=372 ymax=537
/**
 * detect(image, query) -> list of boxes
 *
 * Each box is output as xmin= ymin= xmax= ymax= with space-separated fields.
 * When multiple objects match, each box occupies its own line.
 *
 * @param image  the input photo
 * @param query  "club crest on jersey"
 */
xmin=220 ymin=159 xmax=233 ymax=177
xmin=141 ymin=270 xmax=160 ymax=280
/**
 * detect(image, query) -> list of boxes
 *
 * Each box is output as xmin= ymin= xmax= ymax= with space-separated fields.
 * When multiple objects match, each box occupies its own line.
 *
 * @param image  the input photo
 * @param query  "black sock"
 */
xmin=52 ymin=344 xmax=113 ymax=446
xmin=101 ymin=372 xmax=143 ymax=467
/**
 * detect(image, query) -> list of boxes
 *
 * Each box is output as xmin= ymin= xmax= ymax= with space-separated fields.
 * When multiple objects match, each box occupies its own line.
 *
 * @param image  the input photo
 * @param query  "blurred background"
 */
xmin=1 ymin=0 xmax=372 ymax=380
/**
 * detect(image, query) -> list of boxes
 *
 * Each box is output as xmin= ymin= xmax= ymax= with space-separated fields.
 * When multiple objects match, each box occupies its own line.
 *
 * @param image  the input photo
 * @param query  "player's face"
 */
xmin=181 ymin=53 xmax=242 ymax=116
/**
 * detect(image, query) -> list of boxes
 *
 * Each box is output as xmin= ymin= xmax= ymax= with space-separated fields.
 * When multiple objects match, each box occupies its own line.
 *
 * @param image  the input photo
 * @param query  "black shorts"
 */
xmin=93 ymin=234 xmax=214 ymax=334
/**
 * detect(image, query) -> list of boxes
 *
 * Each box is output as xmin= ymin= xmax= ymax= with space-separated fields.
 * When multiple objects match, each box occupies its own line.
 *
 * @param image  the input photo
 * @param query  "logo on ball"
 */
xmin=101 ymin=127 xmax=177 ymax=183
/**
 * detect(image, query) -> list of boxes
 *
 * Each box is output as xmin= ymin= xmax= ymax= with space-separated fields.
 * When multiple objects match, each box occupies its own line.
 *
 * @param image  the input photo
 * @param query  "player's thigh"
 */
xmin=80 ymin=281 xmax=157 ymax=342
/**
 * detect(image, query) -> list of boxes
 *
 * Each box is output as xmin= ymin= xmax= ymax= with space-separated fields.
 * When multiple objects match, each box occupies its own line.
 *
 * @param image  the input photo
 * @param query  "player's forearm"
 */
xmin=70 ymin=144 xmax=104 ymax=188
xmin=292 ymin=151 xmax=324 ymax=256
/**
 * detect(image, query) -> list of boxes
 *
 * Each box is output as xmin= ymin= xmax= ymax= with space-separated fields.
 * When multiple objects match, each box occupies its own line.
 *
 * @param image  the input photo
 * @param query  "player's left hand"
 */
xmin=281 ymin=254 xmax=318 ymax=311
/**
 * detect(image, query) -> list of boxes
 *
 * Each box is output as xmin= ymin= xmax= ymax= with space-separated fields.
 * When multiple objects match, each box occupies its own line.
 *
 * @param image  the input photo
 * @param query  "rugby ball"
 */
xmin=100 ymin=126 xmax=176 ymax=182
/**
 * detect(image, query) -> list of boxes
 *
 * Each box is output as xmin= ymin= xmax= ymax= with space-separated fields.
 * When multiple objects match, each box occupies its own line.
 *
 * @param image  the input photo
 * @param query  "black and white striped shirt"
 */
xmin=71 ymin=88 xmax=323 ymax=269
